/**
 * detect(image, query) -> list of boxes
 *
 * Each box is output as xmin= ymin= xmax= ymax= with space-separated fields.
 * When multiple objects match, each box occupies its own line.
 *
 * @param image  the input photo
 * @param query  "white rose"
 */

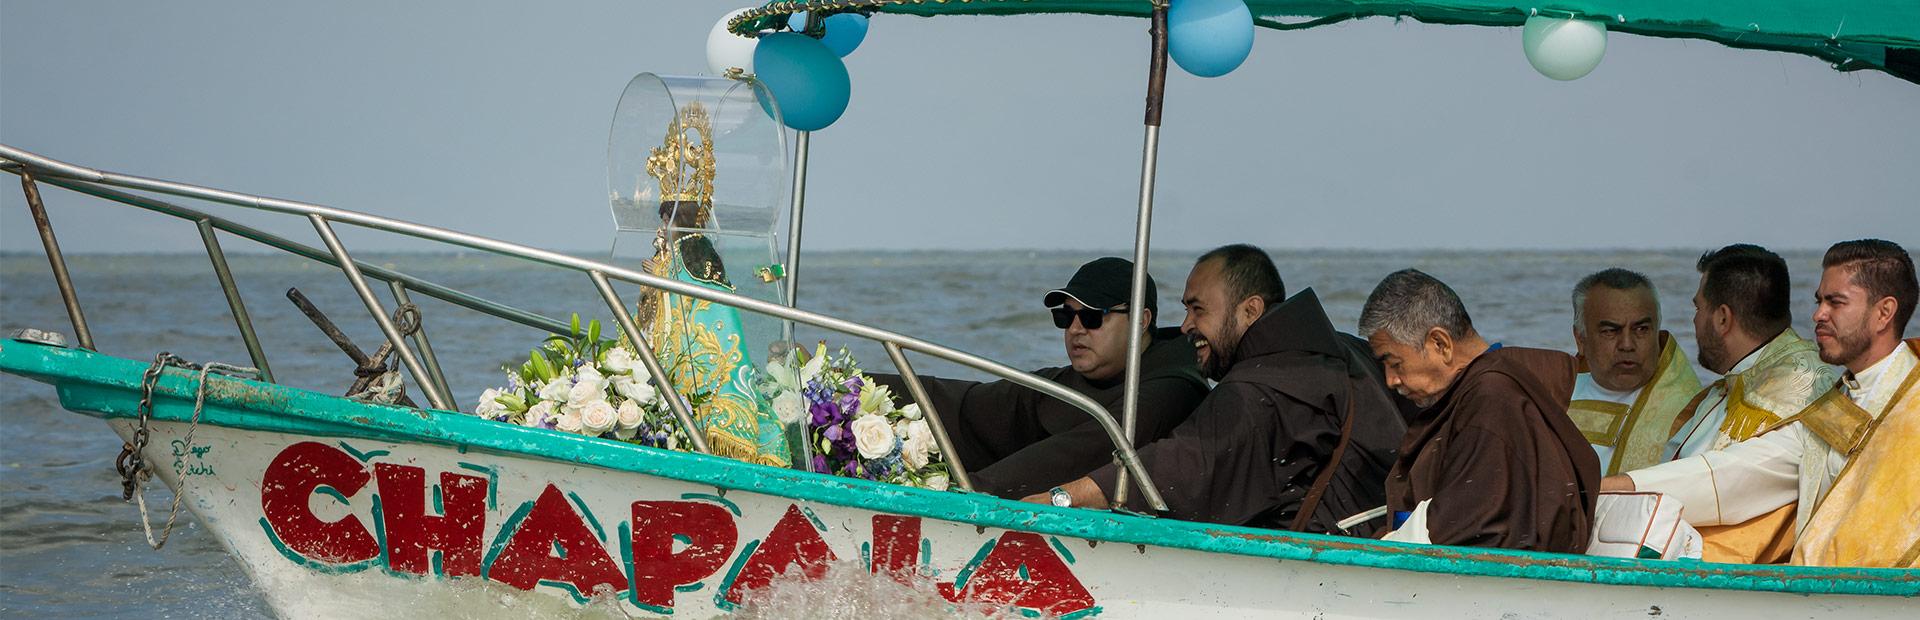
xmin=923 ymin=473 xmax=950 ymax=492
xmin=850 ymin=414 xmax=896 ymax=460
xmin=475 ymin=388 xmax=505 ymax=418
xmin=536 ymin=377 xmax=572 ymax=403
xmin=554 ymin=411 xmax=584 ymax=434
xmin=616 ymin=400 xmax=644 ymax=431
xmin=524 ymin=401 xmax=557 ymax=428
xmin=579 ymin=400 xmax=618 ymax=436
xmin=567 ymin=373 xmax=609 ymax=411
xmin=601 ymin=345 xmax=635 ymax=371
xmin=900 ymin=419 xmax=934 ymax=469
xmin=613 ymin=374 xmax=655 ymax=403
xmin=899 ymin=403 xmax=922 ymax=420
xmin=772 ymin=392 xmax=805 ymax=425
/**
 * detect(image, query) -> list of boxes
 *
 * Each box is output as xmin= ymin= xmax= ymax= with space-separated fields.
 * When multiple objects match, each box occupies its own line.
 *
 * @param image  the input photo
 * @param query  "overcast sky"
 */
xmin=2 ymin=1 xmax=1915 ymax=254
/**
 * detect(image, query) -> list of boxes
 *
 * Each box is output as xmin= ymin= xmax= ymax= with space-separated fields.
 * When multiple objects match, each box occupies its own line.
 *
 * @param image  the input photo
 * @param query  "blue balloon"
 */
xmin=819 ymin=13 xmax=868 ymax=57
xmin=753 ymin=32 xmax=851 ymax=131
xmin=1168 ymin=0 xmax=1254 ymax=77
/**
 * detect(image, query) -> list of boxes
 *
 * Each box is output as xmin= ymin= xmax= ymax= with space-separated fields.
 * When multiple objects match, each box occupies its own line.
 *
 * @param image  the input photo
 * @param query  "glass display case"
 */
xmin=606 ymin=73 xmax=798 ymax=467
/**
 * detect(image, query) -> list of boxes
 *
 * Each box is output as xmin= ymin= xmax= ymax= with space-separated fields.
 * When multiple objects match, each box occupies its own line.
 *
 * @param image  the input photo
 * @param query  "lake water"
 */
xmin=0 ymin=248 xmax=1834 ymax=617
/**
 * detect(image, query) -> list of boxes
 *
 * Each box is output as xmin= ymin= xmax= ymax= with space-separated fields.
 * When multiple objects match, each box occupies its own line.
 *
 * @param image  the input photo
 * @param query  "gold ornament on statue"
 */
xmin=645 ymin=102 xmax=717 ymax=210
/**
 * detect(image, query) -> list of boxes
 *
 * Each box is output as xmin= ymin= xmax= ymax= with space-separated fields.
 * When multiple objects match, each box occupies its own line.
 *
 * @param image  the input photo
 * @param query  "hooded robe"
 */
xmin=1387 ymin=347 xmax=1600 ymax=553
xmin=1090 ymin=289 xmax=1407 ymax=535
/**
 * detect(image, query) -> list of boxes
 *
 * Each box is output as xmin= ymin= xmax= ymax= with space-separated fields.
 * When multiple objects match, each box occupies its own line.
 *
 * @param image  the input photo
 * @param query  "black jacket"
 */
xmin=871 ymin=326 xmax=1208 ymax=499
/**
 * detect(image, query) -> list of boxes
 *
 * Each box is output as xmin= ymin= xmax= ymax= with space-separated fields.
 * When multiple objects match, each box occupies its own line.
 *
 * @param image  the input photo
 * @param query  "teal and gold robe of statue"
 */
xmin=639 ymin=232 xmax=792 ymax=466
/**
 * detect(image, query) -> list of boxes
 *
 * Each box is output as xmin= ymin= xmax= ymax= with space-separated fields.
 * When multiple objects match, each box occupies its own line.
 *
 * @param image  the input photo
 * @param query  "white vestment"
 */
xmin=1629 ymin=346 xmax=1917 ymax=533
xmin=1571 ymin=375 xmax=1642 ymax=468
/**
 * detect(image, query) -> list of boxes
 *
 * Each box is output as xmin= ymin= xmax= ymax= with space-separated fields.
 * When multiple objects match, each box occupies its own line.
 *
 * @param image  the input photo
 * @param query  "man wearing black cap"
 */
xmin=1027 ymin=245 xmax=1408 ymax=536
xmin=869 ymin=257 xmax=1208 ymax=499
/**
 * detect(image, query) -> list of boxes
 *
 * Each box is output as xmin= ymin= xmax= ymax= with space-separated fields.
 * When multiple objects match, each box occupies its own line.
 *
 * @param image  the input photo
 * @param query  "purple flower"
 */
xmin=812 ymin=454 xmax=828 ymax=474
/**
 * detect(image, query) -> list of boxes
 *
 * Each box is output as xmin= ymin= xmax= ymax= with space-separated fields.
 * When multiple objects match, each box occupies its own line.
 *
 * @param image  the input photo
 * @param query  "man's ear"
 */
xmin=1871 ymin=296 xmax=1899 ymax=336
xmin=1571 ymin=326 xmax=1586 ymax=358
xmin=1238 ymin=295 xmax=1265 ymax=326
xmin=1712 ymin=304 xmax=1734 ymax=337
xmin=1140 ymin=307 xmax=1156 ymax=331
xmin=1428 ymin=327 xmax=1455 ymax=365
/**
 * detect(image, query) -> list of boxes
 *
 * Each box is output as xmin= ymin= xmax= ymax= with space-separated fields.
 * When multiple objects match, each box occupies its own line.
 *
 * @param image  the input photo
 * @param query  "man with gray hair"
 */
xmin=1361 ymin=269 xmax=1599 ymax=553
xmin=1567 ymin=268 xmax=1701 ymax=475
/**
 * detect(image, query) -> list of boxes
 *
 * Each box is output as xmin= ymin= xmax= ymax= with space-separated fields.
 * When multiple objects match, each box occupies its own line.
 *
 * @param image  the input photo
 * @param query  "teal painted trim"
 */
xmin=455 ymin=462 xmax=499 ymax=510
xmin=314 ymin=486 xmax=350 ymax=505
xmin=481 ymin=498 xmax=538 ymax=582
xmin=338 ymin=441 xmax=388 ymax=463
xmin=712 ymin=539 xmax=762 ymax=612
xmin=679 ymin=492 xmax=741 ymax=516
xmin=568 ymin=491 xmax=608 ymax=543
xmin=800 ymin=506 xmax=827 ymax=532
xmin=6 ymin=342 xmax=1916 ymax=597
xmin=1049 ymin=536 xmax=1076 ymax=565
xmin=257 ymin=518 xmax=378 ymax=575
xmin=950 ymin=539 xmax=998 ymax=594
xmin=860 ymin=541 xmax=873 ymax=572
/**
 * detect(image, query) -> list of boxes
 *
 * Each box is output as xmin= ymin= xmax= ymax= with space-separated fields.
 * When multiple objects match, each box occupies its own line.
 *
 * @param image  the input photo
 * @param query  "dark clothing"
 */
xmin=1090 ymin=289 xmax=1407 ymax=535
xmin=870 ymin=326 xmax=1207 ymax=499
xmin=1386 ymin=347 xmax=1600 ymax=553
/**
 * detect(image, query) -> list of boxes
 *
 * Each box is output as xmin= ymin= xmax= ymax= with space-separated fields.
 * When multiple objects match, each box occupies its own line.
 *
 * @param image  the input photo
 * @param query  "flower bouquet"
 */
xmin=468 ymin=315 xmax=692 ymax=449
xmin=760 ymin=343 xmax=952 ymax=491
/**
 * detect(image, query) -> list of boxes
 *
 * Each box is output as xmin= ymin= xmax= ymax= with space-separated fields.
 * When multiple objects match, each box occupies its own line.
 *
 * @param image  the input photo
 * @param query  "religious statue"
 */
xmin=634 ymin=102 xmax=792 ymax=466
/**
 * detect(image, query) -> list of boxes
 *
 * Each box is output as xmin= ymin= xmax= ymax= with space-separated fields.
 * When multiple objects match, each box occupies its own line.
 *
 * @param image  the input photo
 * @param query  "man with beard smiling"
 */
xmin=1607 ymin=239 xmax=1919 ymax=567
xmin=1362 ymin=269 xmax=1599 ymax=553
xmin=1025 ymin=245 xmax=1406 ymax=536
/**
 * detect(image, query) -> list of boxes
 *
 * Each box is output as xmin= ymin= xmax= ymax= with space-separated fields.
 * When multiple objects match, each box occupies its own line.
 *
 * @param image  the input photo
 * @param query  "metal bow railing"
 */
xmin=1 ymin=143 xmax=1169 ymax=511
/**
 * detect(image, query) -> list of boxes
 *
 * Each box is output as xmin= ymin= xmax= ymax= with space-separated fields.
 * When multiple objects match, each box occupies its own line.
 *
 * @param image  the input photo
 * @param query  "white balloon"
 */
xmin=706 ymin=8 xmax=760 ymax=75
xmin=1522 ymin=16 xmax=1607 ymax=81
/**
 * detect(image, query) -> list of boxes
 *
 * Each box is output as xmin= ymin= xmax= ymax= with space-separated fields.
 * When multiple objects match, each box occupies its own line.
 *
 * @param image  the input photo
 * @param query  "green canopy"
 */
xmin=737 ymin=0 xmax=1920 ymax=82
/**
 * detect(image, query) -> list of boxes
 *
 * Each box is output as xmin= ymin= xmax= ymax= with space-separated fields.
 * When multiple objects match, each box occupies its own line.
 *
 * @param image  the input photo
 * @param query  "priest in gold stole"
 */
xmin=1565 ymin=269 xmax=1700 ymax=475
xmin=1608 ymin=240 xmax=1919 ymax=568
xmin=1664 ymin=245 xmax=1835 ymax=461
xmin=633 ymin=103 xmax=792 ymax=467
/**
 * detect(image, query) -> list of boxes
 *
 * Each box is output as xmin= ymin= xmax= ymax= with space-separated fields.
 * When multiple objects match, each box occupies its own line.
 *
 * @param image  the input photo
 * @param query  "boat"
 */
xmin=3 ymin=1 xmax=1916 ymax=617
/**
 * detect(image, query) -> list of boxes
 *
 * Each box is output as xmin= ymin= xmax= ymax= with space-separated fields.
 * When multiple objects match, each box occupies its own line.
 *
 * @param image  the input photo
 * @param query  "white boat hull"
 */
xmin=118 ymin=418 xmax=1913 ymax=618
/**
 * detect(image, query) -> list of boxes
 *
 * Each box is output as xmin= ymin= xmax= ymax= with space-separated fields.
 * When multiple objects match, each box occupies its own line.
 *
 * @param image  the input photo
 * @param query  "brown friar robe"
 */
xmin=1092 ymin=289 xmax=1407 ymax=535
xmin=1387 ymin=346 xmax=1600 ymax=553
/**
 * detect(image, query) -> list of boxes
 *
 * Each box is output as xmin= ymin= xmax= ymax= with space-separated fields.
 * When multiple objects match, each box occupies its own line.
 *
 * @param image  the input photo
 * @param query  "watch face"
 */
xmin=1051 ymin=490 xmax=1072 ymax=507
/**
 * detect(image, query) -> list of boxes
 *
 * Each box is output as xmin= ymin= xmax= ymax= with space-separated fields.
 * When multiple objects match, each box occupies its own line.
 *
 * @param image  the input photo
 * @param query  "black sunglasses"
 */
xmin=1051 ymin=306 xmax=1128 ymax=330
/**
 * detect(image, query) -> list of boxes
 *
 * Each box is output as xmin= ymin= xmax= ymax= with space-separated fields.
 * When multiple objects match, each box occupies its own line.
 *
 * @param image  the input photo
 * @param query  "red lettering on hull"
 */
xmin=261 ymin=442 xmax=378 ymax=564
xmin=871 ymin=514 xmax=921 ymax=584
xmin=487 ymin=484 xmax=628 ymax=597
xmin=941 ymin=531 xmax=1095 ymax=616
xmin=374 ymin=463 xmax=488 ymax=577
xmin=630 ymin=501 xmax=738 ymax=610
xmin=723 ymin=504 xmax=838 ymax=605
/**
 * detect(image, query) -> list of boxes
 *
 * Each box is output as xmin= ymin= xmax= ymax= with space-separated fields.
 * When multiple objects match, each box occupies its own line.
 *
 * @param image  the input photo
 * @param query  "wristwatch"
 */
xmin=1049 ymin=486 xmax=1073 ymax=508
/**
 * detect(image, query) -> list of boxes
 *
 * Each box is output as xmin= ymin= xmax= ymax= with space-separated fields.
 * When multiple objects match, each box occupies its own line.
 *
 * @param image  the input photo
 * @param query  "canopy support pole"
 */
xmin=1112 ymin=3 xmax=1170 ymax=511
xmin=783 ymin=129 xmax=810 ymax=344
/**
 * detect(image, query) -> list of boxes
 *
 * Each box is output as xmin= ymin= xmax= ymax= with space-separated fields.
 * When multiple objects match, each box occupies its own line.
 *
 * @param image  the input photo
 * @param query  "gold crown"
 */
xmin=645 ymin=102 xmax=716 ymax=205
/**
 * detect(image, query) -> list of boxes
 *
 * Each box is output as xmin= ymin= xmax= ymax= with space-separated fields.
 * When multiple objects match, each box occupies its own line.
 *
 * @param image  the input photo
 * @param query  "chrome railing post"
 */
xmin=196 ymin=219 xmax=274 ymax=382
xmin=388 ymin=281 xmax=452 ymax=408
xmin=19 ymin=171 xmax=95 ymax=350
xmin=308 ymin=215 xmax=453 ymax=410
xmin=588 ymin=270 xmax=712 ymax=455
xmin=882 ymin=341 xmax=973 ymax=492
